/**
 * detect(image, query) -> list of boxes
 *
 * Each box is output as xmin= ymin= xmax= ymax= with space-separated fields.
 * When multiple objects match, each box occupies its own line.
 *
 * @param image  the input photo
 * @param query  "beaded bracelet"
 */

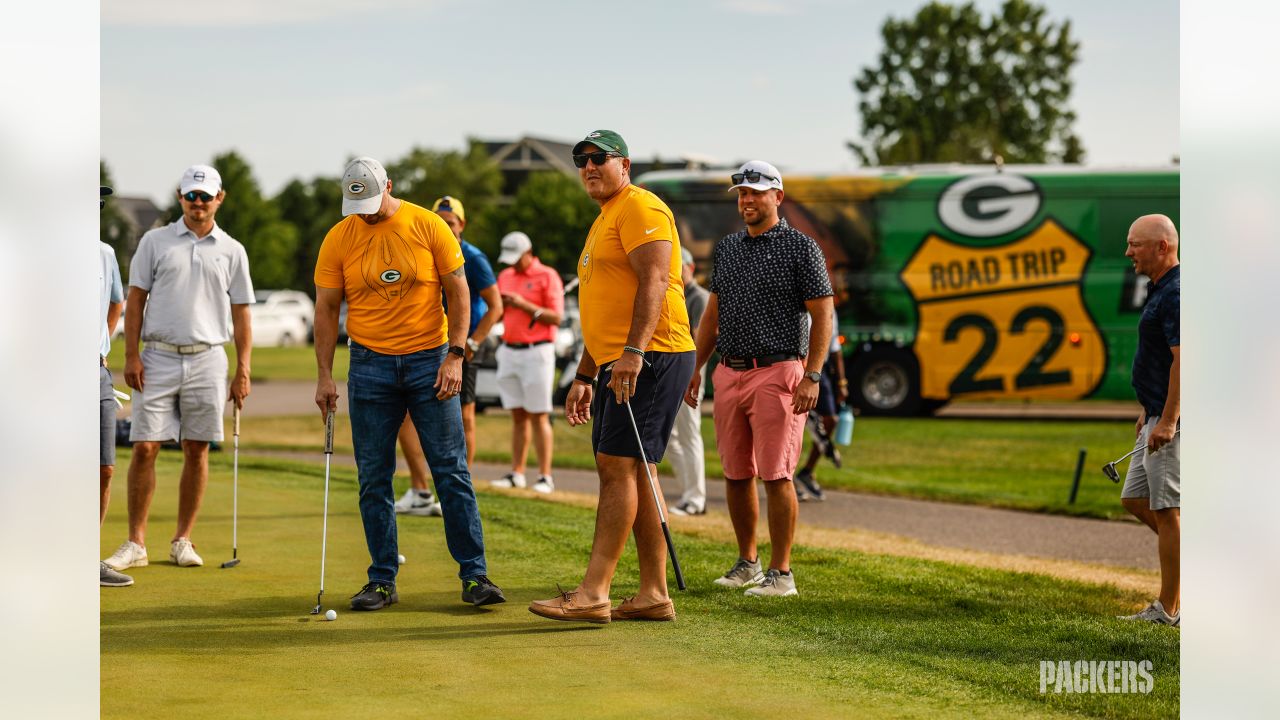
xmin=622 ymin=345 xmax=645 ymax=357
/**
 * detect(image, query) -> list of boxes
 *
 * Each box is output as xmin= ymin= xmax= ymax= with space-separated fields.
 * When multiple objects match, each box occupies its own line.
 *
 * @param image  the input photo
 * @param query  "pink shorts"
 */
xmin=711 ymin=360 xmax=806 ymax=481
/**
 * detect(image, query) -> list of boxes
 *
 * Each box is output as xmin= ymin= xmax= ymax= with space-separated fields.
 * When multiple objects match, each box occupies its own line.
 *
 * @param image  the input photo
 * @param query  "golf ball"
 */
xmin=325 ymin=609 xmax=337 ymax=621
xmin=398 ymin=554 xmax=406 ymax=564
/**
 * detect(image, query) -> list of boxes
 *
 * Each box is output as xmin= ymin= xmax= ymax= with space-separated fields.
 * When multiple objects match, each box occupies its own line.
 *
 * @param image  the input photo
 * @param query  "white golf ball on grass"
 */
xmin=398 ymin=554 xmax=406 ymax=564
xmin=325 ymin=609 xmax=337 ymax=621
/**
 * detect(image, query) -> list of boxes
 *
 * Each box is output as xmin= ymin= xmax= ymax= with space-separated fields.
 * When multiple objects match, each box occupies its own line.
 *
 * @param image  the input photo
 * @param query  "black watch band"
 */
xmin=447 ymin=345 xmax=465 ymax=359
xmin=574 ymin=372 xmax=596 ymax=385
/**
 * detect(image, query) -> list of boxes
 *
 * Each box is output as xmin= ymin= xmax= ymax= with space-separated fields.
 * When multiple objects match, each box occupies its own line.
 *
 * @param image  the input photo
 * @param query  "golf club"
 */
xmin=1101 ymin=429 xmax=1180 ymax=482
xmin=620 ymin=391 xmax=686 ymax=592
xmin=220 ymin=405 xmax=242 ymax=568
xmin=310 ymin=409 xmax=336 ymax=614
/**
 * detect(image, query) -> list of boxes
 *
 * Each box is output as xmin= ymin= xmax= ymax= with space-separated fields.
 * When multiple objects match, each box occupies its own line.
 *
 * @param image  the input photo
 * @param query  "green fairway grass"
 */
xmin=107 ymin=343 xmax=349 ymax=382
xmin=236 ymin=413 xmax=1138 ymax=519
xmin=101 ymin=450 xmax=1177 ymax=719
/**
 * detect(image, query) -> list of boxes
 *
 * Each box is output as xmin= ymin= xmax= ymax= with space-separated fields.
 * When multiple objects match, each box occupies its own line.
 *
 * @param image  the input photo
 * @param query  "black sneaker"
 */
xmin=794 ymin=470 xmax=825 ymax=501
xmin=350 ymin=582 xmax=398 ymax=611
xmin=461 ymin=575 xmax=506 ymax=606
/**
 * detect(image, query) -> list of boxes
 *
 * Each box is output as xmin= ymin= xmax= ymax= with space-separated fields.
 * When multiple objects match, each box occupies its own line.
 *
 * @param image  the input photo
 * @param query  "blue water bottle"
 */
xmin=835 ymin=406 xmax=854 ymax=446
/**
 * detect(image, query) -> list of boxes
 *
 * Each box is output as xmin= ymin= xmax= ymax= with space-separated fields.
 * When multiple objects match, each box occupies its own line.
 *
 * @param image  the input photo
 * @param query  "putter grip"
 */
xmin=661 ymin=522 xmax=686 ymax=591
xmin=324 ymin=410 xmax=335 ymax=454
xmin=233 ymin=405 xmax=240 ymax=435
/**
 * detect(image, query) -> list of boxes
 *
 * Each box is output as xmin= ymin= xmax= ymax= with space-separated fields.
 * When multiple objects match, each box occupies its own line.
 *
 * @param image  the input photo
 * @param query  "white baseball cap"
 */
xmin=727 ymin=160 xmax=784 ymax=192
xmin=497 ymin=231 xmax=533 ymax=265
xmin=179 ymin=165 xmax=222 ymax=195
xmin=341 ymin=157 xmax=389 ymax=216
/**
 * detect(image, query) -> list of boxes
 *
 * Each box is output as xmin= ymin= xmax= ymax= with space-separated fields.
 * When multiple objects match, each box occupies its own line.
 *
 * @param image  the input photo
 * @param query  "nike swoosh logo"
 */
xmin=645 ymin=227 xmax=658 ymax=235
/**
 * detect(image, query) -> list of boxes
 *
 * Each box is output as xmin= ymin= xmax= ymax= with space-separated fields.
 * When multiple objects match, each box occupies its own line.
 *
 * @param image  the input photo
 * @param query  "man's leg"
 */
xmin=511 ymin=408 xmax=531 ymax=476
xmin=1154 ymin=508 xmax=1180 ymax=614
xmin=397 ymin=413 xmax=432 ymax=492
xmin=667 ymin=399 xmax=706 ymax=510
xmin=100 ymin=465 xmax=114 ymax=527
xmin=531 ymin=412 xmax=553 ymax=478
xmin=347 ymin=347 xmax=407 ymax=586
xmin=629 ymin=456 xmax=670 ymax=605
xmin=174 ymin=440 xmax=209 ymax=540
xmin=461 ymin=402 xmax=477 ymax=470
xmin=577 ymin=452 xmax=640 ymax=604
xmin=723 ymin=477 xmax=759 ymax=562
xmin=1122 ymin=497 xmax=1158 ymax=532
xmin=763 ymin=477 xmax=798 ymax=572
xmin=126 ymin=441 xmax=161 ymax=545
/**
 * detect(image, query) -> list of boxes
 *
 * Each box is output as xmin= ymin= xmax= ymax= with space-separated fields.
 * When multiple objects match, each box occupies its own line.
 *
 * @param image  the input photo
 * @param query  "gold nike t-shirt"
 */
xmin=315 ymin=201 xmax=464 ymax=354
xmin=578 ymin=184 xmax=695 ymax=365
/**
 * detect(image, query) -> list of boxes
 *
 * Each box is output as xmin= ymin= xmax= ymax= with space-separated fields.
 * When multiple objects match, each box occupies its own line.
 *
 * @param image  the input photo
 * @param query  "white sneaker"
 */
xmin=170 ymin=537 xmax=203 ymax=567
xmin=713 ymin=557 xmax=764 ymax=588
xmin=491 ymin=472 xmax=527 ymax=489
xmin=396 ymin=488 xmax=438 ymax=515
xmin=411 ymin=501 xmax=443 ymax=517
xmin=745 ymin=568 xmax=798 ymax=597
xmin=103 ymin=540 xmax=148 ymax=571
xmin=1118 ymin=599 xmax=1179 ymax=626
xmin=532 ymin=476 xmax=555 ymax=494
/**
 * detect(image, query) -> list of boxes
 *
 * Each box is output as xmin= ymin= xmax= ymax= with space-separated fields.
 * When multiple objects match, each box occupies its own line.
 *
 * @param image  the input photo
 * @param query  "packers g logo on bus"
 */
xmin=937 ymin=174 xmax=1042 ymax=238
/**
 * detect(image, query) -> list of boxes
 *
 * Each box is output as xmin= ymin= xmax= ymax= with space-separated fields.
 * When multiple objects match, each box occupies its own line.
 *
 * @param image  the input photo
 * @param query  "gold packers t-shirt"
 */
xmin=314 ymin=201 xmax=464 ymax=354
xmin=578 ymin=184 xmax=695 ymax=365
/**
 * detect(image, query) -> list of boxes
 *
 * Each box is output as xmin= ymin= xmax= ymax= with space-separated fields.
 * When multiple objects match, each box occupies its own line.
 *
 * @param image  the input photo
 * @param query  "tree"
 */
xmin=384 ymin=139 xmax=505 ymax=251
xmin=490 ymin=171 xmax=599 ymax=275
xmin=274 ymin=175 xmax=342 ymax=295
xmin=207 ymin=151 xmax=300 ymax=290
xmin=850 ymin=0 xmax=1084 ymax=166
xmin=99 ymin=161 xmax=134 ymax=276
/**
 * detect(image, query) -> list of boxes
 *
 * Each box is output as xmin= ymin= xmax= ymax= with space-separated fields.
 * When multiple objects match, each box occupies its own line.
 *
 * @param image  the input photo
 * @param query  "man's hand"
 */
xmin=315 ymin=375 xmax=339 ymax=422
xmin=608 ymin=353 xmax=642 ymax=404
xmin=1135 ymin=411 xmax=1146 ymax=439
xmin=791 ymin=374 xmax=819 ymax=414
xmin=1148 ymin=418 xmax=1177 ymax=453
xmin=228 ymin=368 xmax=251 ymax=409
xmin=684 ymin=370 xmax=702 ymax=409
xmin=565 ymin=381 xmax=593 ymax=426
xmin=124 ymin=354 xmax=145 ymax=392
xmin=434 ymin=355 xmax=463 ymax=400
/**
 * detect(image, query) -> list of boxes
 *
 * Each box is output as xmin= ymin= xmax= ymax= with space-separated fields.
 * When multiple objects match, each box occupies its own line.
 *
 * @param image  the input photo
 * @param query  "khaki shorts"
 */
xmin=129 ymin=346 xmax=228 ymax=443
xmin=1121 ymin=417 xmax=1180 ymax=510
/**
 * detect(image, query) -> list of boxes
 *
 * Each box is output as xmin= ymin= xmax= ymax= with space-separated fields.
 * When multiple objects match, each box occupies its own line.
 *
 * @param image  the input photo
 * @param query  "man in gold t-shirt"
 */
xmin=528 ymin=131 xmax=696 ymax=624
xmin=313 ymin=157 xmax=504 ymax=612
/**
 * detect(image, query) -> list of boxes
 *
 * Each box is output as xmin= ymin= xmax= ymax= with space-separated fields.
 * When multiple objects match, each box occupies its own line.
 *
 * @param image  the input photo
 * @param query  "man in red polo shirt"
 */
xmin=492 ymin=231 xmax=563 ymax=494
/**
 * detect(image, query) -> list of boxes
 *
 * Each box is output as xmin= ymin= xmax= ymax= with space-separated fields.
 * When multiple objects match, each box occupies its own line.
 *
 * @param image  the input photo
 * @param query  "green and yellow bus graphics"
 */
xmin=638 ymin=166 xmax=1178 ymax=415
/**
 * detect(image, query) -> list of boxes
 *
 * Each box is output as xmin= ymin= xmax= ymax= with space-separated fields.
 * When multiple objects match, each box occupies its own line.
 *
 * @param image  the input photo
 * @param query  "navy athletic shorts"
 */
xmin=814 ymin=371 xmax=837 ymax=417
xmin=592 ymin=350 xmax=695 ymax=463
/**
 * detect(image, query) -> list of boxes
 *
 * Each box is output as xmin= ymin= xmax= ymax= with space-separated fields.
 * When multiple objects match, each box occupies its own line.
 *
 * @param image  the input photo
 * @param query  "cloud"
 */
xmin=102 ymin=0 xmax=427 ymax=27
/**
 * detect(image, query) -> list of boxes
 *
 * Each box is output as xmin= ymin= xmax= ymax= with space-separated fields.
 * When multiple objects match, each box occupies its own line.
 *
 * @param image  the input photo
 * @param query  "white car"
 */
xmin=250 ymin=290 xmax=314 ymax=347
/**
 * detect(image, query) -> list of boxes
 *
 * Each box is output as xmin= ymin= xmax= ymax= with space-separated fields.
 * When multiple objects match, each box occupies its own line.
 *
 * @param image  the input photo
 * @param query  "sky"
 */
xmin=102 ymin=0 xmax=1179 ymax=205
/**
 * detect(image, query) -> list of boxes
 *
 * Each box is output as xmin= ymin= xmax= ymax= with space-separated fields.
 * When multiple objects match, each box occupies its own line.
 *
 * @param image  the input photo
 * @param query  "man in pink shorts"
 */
xmin=686 ymin=161 xmax=834 ymax=597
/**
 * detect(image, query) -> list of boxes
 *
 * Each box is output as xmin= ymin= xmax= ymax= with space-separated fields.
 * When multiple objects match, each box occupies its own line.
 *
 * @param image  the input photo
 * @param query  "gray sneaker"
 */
xmin=100 ymin=562 xmax=134 ymax=587
xmin=713 ymin=557 xmax=764 ymax=588
xmin=1118 ymin=599 xmax=1179 ymax=626
xmin=745 ymin=568 xmax=798 ymax=597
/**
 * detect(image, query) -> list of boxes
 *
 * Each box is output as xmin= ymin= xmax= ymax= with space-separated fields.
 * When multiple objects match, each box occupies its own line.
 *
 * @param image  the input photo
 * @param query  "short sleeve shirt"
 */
xmin=314 ymin=201 xmax=464 ymax=355
xmin=1131 ymin=265 xmax=1180 ymax=417
xmin=684 ymin=278 xmax=709 ymax=333
xmin=99 ymin=242 xmax=124 ymax=357
xmin=497 ymin=257 xmax=563 ymax=344
xmin=461 ymin=239 xmax=497 ymax=336
xmin=709 ymin=218 xmax=833 ymax=357
xmin=578 ymin=184 xmax=695 ymax=364
xmin=129 ymin=219 xmax=255 ymax=346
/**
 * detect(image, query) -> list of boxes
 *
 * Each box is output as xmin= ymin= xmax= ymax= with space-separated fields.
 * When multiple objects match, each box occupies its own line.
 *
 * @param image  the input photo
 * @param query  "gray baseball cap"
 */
xmin=341 ymin=157 xmax=388 ymax=216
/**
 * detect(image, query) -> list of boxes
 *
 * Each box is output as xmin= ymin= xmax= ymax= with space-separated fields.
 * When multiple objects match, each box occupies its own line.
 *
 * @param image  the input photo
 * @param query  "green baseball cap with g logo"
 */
xmin=573 ymin=129 xmax=629 ymax=158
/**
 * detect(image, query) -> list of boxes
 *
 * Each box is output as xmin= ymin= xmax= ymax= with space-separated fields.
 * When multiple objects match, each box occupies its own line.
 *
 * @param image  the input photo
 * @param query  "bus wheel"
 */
xmin=851 ymin=349 xmax=922 ymax=416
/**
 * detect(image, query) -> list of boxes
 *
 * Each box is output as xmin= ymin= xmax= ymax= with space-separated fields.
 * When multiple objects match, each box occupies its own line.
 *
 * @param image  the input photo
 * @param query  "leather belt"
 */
xmin=504 ymin=340 xmax=551 ymax=349
xmin=147 ymin=341 xmax=215 ymax=354
xmin=721 ymin=353 xmax=799 ymax=370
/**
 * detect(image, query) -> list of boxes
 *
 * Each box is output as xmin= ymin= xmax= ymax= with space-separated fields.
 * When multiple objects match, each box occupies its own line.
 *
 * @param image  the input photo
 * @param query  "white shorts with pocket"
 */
xmin=1121 ymin=417 xmax=1180 ymax=510
xmin=130 ymin=346 xmax=228 ymax=442
xmin=495 ymin=343 xmax=555 ymax=414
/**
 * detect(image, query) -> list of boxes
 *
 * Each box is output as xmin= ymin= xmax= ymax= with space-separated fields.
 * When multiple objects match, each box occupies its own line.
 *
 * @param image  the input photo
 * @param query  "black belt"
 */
xmin=721 ymin=353 xmax=799 ymax=370
xmin=504 ymin=340 xmax=551 ymax=349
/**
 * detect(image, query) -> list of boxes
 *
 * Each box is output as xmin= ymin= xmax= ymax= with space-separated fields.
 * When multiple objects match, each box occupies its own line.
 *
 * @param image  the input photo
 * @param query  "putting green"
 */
xmin=101 ymin=452 xmax=1178 ymax=719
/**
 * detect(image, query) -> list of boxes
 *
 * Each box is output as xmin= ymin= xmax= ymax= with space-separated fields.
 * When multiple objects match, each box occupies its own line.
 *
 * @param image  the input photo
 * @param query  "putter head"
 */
xmin=1102 ymin=463 xmax=1120 ymax=483
xmin=220 ymin=559 xmax=240 ymax=569
xmin=309 ymin=590 xmax=324 ymax=615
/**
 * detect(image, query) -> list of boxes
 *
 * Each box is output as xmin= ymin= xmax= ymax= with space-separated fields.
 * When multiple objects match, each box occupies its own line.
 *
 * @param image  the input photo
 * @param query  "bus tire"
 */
xmin=850 ymin=348 xmax=922 ymax=416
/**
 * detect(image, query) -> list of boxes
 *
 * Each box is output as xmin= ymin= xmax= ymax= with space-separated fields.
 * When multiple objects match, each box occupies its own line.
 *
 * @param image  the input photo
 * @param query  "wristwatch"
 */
xmin=804 ymin=371 xmax=823 ymax=384
xmin=466 ymin=338 xmax=480 ymax=354
xmin=447 ymin=345 xmax=465 ymax=359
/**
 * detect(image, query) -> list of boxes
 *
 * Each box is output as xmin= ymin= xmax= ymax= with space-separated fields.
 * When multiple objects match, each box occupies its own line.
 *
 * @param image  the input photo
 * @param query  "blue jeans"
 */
xmin=347 ymin=341 xmax=487 ymax=584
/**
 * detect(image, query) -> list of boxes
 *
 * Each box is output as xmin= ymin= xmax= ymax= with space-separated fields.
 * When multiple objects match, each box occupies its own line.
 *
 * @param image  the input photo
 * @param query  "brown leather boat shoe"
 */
xmin=528 ymin=586 xmax=611 ymax=624
xmin=610 ymin=596 xmax=676 ymax=621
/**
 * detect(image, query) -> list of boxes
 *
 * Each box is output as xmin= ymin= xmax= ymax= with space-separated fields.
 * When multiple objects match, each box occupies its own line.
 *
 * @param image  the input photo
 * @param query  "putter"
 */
xmin=620 ymin=391 xmax=687 ymax=592
xmin=310 ymin=409 xmax=336 ymax=614
xmin=1102 ymin=429 xmax=1180 ymax=482
xmin=220 ymin=405 xmax=242 ymax=568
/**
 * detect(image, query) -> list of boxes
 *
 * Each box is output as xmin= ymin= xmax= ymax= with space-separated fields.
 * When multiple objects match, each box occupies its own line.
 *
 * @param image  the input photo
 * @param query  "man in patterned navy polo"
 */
xmin=686 ymin=160 xmax=834 ymax=598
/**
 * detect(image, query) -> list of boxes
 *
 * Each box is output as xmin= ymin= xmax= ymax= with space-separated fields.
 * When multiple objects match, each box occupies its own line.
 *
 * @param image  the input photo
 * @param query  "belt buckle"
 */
xmin=724 ymin=357 xmax=749 ymax=370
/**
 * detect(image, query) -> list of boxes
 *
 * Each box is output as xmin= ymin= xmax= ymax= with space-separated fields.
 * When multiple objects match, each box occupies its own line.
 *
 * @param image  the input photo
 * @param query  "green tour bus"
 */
xmin=637 ymin=165 xmax=1179 ymax=415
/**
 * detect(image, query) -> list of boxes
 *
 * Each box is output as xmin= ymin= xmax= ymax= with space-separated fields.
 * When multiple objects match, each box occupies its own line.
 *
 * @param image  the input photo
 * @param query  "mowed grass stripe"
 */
xmin=102 ymin=450 xmax=1177 ymax=719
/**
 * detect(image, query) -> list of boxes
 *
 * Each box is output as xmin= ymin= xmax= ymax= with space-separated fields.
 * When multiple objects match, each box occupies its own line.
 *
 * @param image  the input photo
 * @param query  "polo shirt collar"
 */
xmin=172 ymin=218 xmax=225 ymax=243
xmin=1146 ymin=264 xmax=1179 ymax=293
xmin=515 ymin=256 xmax=546 ymax=275
xmin=745 ymin=216 xmax=790 ymax=240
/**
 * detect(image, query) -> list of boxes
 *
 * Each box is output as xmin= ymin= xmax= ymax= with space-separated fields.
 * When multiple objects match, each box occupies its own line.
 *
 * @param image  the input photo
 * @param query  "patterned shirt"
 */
xmin=709 ymin=218 xmax=833 ymax=357
xmin=1131 ymin=264 xmax=1180 ymax=417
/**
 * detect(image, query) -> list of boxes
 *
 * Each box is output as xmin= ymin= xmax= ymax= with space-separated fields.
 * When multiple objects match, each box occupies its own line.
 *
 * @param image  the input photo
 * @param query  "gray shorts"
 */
xmin=100 ymin=366 xmax=116 ymax=466
xmin=1121 ymin=417 xmax=1180 ymax=510
xmin=129 ymin=346 xmax=228 ymax=443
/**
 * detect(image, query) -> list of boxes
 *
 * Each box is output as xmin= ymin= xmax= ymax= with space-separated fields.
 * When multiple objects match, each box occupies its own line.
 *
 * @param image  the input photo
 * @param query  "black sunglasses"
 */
xmin=731 ymin=170 xmax=778 ymax=186
xmin=182 ymin=190 xmax=215 ymax=203
xmin=572 ymin=151 xmax=621 ymax=168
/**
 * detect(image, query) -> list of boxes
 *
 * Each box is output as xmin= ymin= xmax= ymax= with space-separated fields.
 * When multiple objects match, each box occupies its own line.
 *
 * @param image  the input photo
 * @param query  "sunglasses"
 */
xmin=572 ymin=151 xmax=621 ymax=168
xmin=182 ymin=190 xmax=215 ymax=203
xmin=731 ymin=170 xmax=778 ymax=186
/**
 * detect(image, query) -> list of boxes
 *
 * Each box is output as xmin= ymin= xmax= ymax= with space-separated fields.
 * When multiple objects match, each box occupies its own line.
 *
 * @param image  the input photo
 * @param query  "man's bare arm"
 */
xmin=123 ymin=286 xmax=148 ymax=390
xmin=804 ymin=297 xmax=834 ymax=373
xmin=441 ymin=266 xmax=471 ymax=347
xmin=474 ymin=284 xmax=504 ymax=343
xmin=228 ymin=303 xmax=253 ymax=407
xmin=313 ymin=286 xmax=343 ymax=418
xmin=624 ymin=241 xmax=672 ymax=351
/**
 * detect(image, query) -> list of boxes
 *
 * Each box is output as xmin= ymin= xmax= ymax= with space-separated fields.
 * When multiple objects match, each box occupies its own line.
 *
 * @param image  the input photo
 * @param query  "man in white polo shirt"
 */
xmin=104 ymin=164 xmax=254 ymax=572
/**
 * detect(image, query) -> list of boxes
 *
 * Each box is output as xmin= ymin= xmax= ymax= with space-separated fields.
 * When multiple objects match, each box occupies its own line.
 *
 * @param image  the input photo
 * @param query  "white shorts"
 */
xmin=130 ymin=346 xmax=228 ymax=443
xmin=1120 ymin=417 xmax=1180 ymax=510
xmin=495 ymin=343 xmax=555 ymax=414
